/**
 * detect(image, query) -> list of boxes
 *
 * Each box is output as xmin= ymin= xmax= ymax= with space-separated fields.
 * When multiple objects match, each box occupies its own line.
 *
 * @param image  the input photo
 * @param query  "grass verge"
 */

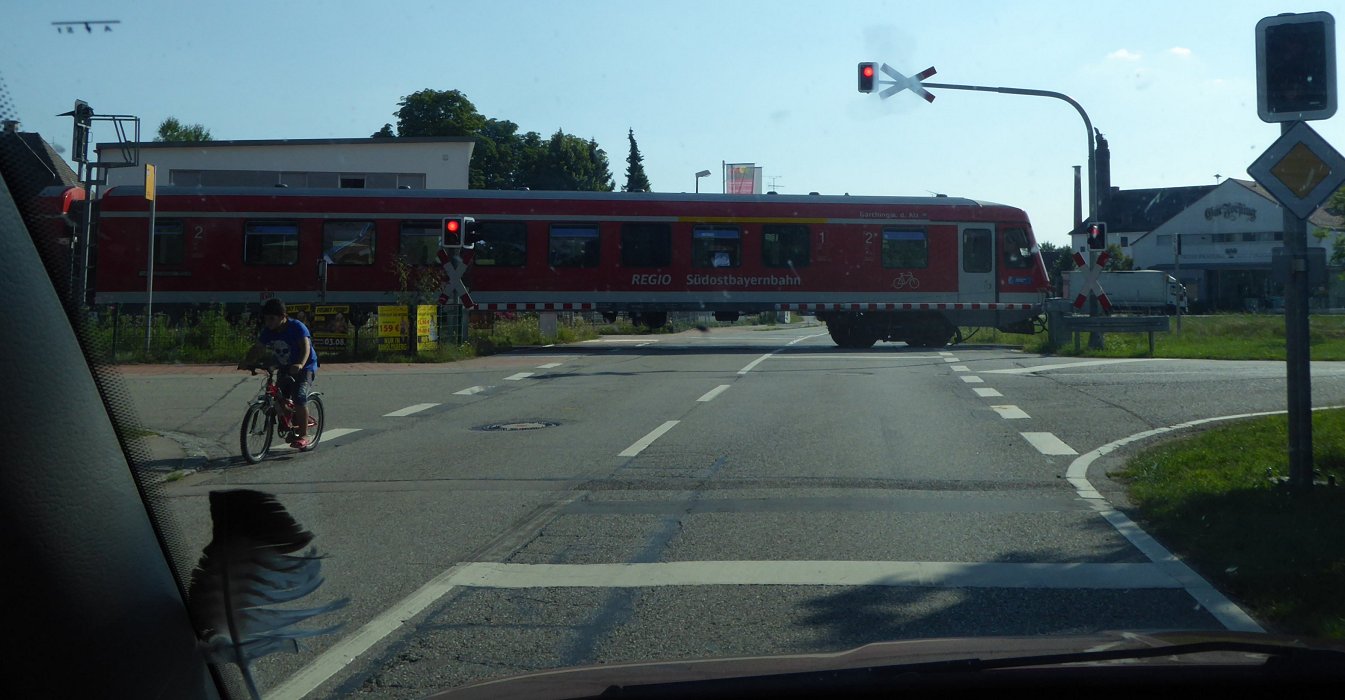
xmin=1051 ymin=314 xmax=1345 ymax=360
xmin=1112 ymin=409 xmax=1345 ymax=639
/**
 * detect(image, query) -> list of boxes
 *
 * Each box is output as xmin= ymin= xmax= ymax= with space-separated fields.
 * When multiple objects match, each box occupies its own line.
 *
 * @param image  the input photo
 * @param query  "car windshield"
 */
xmin=5 ymin=1 xmax=1345 ymax=698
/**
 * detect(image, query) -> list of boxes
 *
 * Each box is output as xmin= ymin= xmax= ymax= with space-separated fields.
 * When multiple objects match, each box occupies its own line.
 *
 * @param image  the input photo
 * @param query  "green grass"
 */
xmin=1050 ymin=314 xmax=1345 ymax=360
xmin=1113 ymin=409 xmax=1345 ymax=639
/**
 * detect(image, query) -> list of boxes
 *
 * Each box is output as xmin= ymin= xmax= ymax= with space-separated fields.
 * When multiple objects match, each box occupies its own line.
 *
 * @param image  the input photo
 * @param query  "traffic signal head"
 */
xmin=858 ymin=62 xmax=876 ymax=93
xmin=463 ymin=218 xmax=481 ymax=248
xmin=1256 ymin=12 xmax=1337 ymax=122
xmin=442 ymin=217 xmax=464 ymax=248
xmin=1086 ymin=221 xmax=1107 ymax=250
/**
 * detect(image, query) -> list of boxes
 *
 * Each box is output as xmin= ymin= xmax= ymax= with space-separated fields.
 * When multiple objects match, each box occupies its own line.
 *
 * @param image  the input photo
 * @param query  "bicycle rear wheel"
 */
xmin=240 ymin=404 xmax=274 ymax=464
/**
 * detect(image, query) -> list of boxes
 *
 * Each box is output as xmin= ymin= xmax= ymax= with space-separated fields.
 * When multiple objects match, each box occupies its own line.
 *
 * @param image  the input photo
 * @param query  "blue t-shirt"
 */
xmin=259 ymin=319 xmax=319 ymax=374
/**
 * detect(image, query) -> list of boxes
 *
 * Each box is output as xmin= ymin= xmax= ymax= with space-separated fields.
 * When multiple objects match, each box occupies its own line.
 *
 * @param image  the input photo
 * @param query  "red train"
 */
xmin=76 ymin=186 xmax=1050 ymax=348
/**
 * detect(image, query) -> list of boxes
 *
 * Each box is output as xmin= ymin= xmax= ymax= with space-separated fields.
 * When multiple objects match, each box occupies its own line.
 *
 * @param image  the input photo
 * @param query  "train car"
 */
xmin=90 ymin=187 xmax=1051 ymax=347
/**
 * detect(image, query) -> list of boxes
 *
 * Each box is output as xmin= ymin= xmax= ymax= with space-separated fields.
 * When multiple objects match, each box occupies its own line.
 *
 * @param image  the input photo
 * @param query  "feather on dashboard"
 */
xmin=186 ymin=489 xmax=348 ymax=699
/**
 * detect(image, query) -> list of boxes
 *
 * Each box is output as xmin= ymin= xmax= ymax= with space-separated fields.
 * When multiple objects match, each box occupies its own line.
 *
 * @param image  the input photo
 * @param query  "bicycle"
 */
xmin=239 ymin=361 xmax=325 ymax=464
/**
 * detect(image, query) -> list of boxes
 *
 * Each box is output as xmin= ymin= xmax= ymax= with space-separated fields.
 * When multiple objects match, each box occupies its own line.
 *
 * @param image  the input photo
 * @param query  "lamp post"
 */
xmin=695 ymin=169 xmax=711 ymax=193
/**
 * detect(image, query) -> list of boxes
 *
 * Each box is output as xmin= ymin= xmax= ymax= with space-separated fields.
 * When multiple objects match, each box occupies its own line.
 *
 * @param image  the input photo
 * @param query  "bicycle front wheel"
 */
xmin=240 ymin=404 xmax=274 ymax=464
xmin=304 ymin=395 xmax=325 ymax=449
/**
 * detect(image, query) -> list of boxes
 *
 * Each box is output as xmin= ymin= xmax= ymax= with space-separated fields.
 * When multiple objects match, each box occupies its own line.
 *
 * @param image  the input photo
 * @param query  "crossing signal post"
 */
xmin=858 ymin=62 xmax=876 ymax=93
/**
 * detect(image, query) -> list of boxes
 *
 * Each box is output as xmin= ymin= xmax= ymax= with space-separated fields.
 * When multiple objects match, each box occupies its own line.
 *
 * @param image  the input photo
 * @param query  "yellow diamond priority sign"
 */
xmin=1248 ymin=121 xmax=1345 ymax=220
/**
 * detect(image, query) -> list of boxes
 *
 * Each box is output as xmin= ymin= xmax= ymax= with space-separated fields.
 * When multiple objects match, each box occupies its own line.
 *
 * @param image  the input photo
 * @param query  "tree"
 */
xmin=155 ymin=117 xmax=212 ymax=142
xmin=1103 ymin=243 xmax=1135 ymax=271
xmin=371 ymin=123 xmax=395 ymax=138
xmin=393 ymin=89 xmax=486 ymax=138
xmin=522 ymin=130 xmax=614 ymax=192
xmin=623 ymin=128 xmax=651 ymax=192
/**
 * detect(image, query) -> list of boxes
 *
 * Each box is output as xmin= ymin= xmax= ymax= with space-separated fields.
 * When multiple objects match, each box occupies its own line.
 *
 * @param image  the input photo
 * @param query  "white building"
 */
xmin=1071 ymin=179 xmax=1344 ymax=311
xmin=96 ymin=136 xmax=475 ymax=190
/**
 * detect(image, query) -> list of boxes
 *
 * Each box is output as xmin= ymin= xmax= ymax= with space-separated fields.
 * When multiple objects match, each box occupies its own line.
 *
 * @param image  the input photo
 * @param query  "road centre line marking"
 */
xmin=383 ymin=403 xmax=440 ymax=417
xmin=738 ymin=352 xmax=779 ymax=374
xmin=939 ymin=351 xmax=955 ymax=356
xmin=443 ymin=560 xmax=1179 ymax=590
xmin=698 ymin=385 xmax=731 ymax=402
xmin=537 ymin=362 xmax=564 ymax=369
xmin=944 ymin=357 xmax=959 ymax=363
xmin=619 ymin=420 xmax=680 ymax=457
xmin=991 ymin=405 xmax=1030 ymax=420
xmin=454 ymin=386 xmax=487 ymax=395
xmin=504 ymin=372 xmax=534 ymax=381
xmin=1021 ymin=432 xmax=1077 ymax=455
xmin=984 ymin=358 xmax=1162 ymax=375
xmin=959 ymin=375 xmax=984 ymax=384
xmin=973 ymin=387 xmax=1003 ymax=397
xmin=952 ymin=365 xmax=970 ymax=372
xmin=770 ymin=354 xmax=943 ymax=360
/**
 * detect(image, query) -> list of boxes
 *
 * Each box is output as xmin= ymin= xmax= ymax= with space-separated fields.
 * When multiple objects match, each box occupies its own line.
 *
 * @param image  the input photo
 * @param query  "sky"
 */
xmin=3 ymin=0 xmax=1343 ymax=248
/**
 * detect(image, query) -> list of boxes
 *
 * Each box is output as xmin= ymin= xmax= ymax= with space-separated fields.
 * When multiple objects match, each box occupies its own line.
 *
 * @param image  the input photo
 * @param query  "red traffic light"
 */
xmin=445 ymin=219 xmax=461 ymax=234
xmin=858 ymin=62 xmax=876 ymax=93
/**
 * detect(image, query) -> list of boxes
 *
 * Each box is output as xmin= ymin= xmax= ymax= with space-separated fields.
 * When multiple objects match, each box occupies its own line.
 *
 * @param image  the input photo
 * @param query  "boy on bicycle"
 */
xmin=256 ymin=298 xmax=319 ymax=449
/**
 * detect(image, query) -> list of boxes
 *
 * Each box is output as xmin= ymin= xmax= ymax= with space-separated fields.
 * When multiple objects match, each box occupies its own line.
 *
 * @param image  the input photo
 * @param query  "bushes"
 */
xmin=89 ymin=305 xmax=255 ymax=363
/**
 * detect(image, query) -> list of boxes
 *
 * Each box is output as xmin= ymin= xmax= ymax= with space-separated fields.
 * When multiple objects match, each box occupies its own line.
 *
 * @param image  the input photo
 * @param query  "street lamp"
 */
xmin=695 ymin=169 xmax=711 ymax=193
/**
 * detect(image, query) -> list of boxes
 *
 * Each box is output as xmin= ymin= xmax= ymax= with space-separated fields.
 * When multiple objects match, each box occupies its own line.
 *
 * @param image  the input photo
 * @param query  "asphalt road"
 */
xmin=112 ymin=324 xmax=1345 ymax=699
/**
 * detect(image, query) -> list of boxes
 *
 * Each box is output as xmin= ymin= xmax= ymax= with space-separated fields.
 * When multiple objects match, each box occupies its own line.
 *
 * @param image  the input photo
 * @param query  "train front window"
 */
xmin=323 ymin=221 xmax=376 ymax=265
xmin=399 ymin=222 xmax=441 ymax=265
xmin=1004 ymin=228 xmax=1033 ymax=269
xmin=692 ymin=225 xmax=741 ymax=268
xmin=881 ymin=229 xmax=928 ymax=268
xmin=243 ymin=222 xmax=299 ymax=265
xmin=474 ymin=221 xmax=528 ymax=267
xmin=762 ymin=224 xmax=810 ymax=268
xmin=549 ymin=225 xmax=600 ymax=267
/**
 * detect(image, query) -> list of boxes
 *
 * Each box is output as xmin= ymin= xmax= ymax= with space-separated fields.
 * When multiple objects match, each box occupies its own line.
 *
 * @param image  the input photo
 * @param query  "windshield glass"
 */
xmin=5 ymin=1 xmax=1345 ymax=698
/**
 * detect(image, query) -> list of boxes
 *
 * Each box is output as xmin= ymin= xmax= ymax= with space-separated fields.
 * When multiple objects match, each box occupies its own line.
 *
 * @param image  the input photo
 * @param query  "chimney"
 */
xmin=1094 ymin=128 xmax=1111 ymax=215
xmin=2 ymin=119 xmax=19 ymax=134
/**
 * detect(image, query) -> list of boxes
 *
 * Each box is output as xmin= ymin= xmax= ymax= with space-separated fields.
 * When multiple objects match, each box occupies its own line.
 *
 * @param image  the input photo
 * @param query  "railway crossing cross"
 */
xmin=1071 ymin=250 xmax=1112 ymax=313
xmin=436 ymin=249 xmax=475 ymax=308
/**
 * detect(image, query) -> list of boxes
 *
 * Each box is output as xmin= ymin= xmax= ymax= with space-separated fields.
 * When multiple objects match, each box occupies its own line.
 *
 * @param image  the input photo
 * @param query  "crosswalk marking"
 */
xmin=384 ymin=403 xmax=439 ymax=417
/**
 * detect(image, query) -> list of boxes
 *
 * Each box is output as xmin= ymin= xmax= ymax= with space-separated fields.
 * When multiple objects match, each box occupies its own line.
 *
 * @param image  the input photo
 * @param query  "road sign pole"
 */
xmin=1281 ymin=121 xmax=1314 ymax=488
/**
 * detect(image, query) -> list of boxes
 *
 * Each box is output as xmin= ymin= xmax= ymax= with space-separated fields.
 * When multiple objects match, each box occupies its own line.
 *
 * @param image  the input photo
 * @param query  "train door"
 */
xmin=958 ymin=225 xmax=996 ymax=302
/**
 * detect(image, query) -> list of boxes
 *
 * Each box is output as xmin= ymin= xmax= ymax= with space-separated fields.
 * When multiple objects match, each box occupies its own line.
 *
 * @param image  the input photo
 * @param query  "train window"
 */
xmin=243 ymin=222 xmax=299 ymax=265
xmin=762 ymin=224 xmax=810 ymax=268
xmin=399 ymin=222 xmax=442 ymax=265
xmin=963 ymin=228 xmax=993 ymax=273
xmin=323 ymin=221 xmax=377 ymax=266
xmin=1003 ymin=228 xmax=1033 ymax=269
xmin=692 ymin=225 xmax=741 ymax=268
xmin=550 ymin=225 xmax=601 ymax=267
xmin=621 ymin=223 xmax=672 ymax=268
xmin=474 ymin=222 xmax=528 ymax=267
xmin=881 ymin=229 xmax=928 ymax=268
xmin=153 ymin=221 xmax=184 ymax=266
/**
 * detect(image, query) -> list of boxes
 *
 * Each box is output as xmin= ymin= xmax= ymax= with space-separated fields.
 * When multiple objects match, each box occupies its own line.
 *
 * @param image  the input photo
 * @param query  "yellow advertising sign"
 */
xmin=311 ymin=305 xmax=351 ymax=350
xmin=378 ymin=305 xmax=409 ymax=352
xmin=417 ymin=305 xmax=438 ymax=351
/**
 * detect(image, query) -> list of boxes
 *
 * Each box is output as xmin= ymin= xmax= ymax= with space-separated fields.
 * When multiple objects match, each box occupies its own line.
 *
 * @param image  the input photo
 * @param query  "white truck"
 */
xmin=1064 ymin=269 xmax=1188 ymax=314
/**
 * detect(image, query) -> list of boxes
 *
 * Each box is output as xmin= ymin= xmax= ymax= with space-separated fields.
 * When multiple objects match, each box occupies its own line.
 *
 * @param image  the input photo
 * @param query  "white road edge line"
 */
xmin=990 ymin=405 xmax=1030 ymax=420
xmin=959 ymin=375 xmax=984 ymax=384
xmin=1061 ymin=408 xmax=1345 ymax=632
xmin=619 ymin=420 xmax=680 ymax=457
xmin=383 ymin=403 xmax=440 ymax=417
xmin=537 ymin=362 xmax=564 ymax=369
xmin=454 ymin=386 xmax=487 ymax=396
xmin=1020 ymin=431 xmax=1077 ymax=455
xmin=973 ymin=387 xmax=1003 ymax=397
xmin=984 ymin=358 xmax=1163 ymax=375
xmin=504 ymin=372 xmax=534 ymax=381
xmin=698 ymin=385 xmax=731 ymax=402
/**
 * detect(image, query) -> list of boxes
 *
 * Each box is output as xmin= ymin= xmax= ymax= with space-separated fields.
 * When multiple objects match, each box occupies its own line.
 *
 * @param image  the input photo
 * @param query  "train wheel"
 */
xmin=827 ymin=322 xmax=853 ymax=347
xmin=636 ymin=312 xmax=668 ymax=329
